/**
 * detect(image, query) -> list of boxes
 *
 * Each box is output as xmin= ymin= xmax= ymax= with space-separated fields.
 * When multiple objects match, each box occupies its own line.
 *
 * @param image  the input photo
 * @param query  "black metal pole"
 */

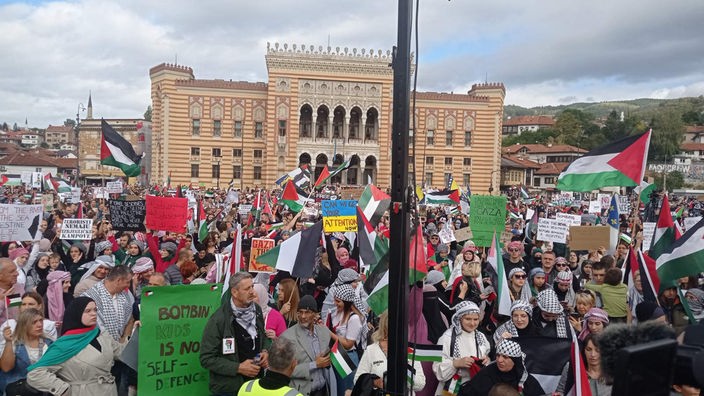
xmin=388 ymin=0 xmax=412 ymax=394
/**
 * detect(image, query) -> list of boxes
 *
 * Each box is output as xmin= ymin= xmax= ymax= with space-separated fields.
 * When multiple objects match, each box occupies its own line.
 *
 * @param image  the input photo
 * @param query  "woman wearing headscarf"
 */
xmin=528 ymin=267 xmax=548 ymax=298
xmin=27 ymin=297 xmax=126 ymax=396
xmin=422 ymin=270 xmax=452 ymax=344
xmin=459 ymin=340 xmax=545 ymax=396
xmin=43 ymin=271 xmax=72 ymax=327
xmin=329 ymin=284 xmax=363 ymax=396
xmin=253 ymin=283 xmax=286 ymax=339
xmin=493 ymin=300 xmax=537 ymax=343
xmin=432 ymin=301 xmax=491 ymax=395
xmin=448 ymin=247 xmax=486 ymax=307
xmin=553 ymin=270 xmax=576 ymax=312
xmin=25 ymin=252 xmax=52 ymax=293
xmin=577 ymin=307 xmax=609 ymax=341
xmin=507 ymin=268 xmax=532 ymax=303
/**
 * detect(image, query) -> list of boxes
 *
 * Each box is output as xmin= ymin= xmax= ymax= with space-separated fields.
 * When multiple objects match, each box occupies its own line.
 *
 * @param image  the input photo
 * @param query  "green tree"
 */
xmin=40 ymin=142 xmax=50 ymax=149
xmin=653 ymin=170 xmax=685 ymax=191
xmin=12 ymin=122 xmax=18 ymax=131
xmin=502 ymin=127 xmax=558 ymax=146
xmin=1 ymin=122 xmax=7 ymax=131
xmin=64 ymin=118 xmax=76 ymax=128
xmin=649 ymin=110 xmax=685 ymax=161
xmin=144 ymin=105 xmax=152 ymax=121
xmin=682 ymin=110 xmax=702 ymax=125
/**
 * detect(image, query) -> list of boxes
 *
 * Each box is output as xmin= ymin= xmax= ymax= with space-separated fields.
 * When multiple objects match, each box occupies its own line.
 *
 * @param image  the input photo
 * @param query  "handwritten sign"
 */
xmin=41 ymin=193 xmax=54 ymax=212
xmin=598 ymin=194 xmax=611 ymax=210
xmin=642 ymin=222 xmax=656 ymax=251
xmin=237 ymin=204 xmax=252 ymax=216
xmin=92 ymin=187 xmax=109 ymax=199
xmin=250 ymin=238 xmax=276 ymax=272
xmin=617 ymin=195 xmax=631 ymax=215
xmin=588 ymin=201 xmax=601 ymax=214
xmin=109 ymin=199 xmax=146 ymax=231
xmin=60 ymin=218 xmax=93 ymax=240
xmin=454 ymin=226 xmax=473 ymax=242
xmin=321 ymin=200 xmax=357 ymax=232
xmin=138 ymin=284 xmax=222 ymax=396
xmin=556 ymin=213 xmax=581 ymax=227
xmin=68 ymin=187 xmax=82 ymax=204
xmin=469 ymin=195 xmax=507 ymax=247
xmin=537 ymin=218 xmax=569 ymax=243
xmin=569 ymin=226 xmax=610 ymax=251
xmin=438 ymin=225 xmax=456 ymax=244
xmin=106 ymin=181 xmax=123 ymax=194
xmin=0 ymin=204 xmax=42 ymax=242
xmin=146 ymin=196 xmax=188 ymax=232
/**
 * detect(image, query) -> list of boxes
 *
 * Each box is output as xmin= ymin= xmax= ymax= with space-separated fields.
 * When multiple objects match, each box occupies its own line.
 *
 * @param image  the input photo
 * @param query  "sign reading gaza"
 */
xmin=321 ymin=200 xmax=357 ymax=232
xmin=138 ymin=284 xmax=222 ymax=396
xmin=109 ymin=200 xmax=146 ymax=231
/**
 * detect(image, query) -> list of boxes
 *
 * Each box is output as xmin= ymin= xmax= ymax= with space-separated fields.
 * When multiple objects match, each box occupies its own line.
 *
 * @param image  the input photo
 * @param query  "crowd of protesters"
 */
xmin=0 ymin=182 xmax=703 ymax=396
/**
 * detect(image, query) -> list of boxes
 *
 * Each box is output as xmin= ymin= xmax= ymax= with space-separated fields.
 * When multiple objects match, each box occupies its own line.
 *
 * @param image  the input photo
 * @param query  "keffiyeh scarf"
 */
xmin=231 ymin=301 xmax=258 ymax=342
xmin=82 ymin=282 xmax=133 ymax=341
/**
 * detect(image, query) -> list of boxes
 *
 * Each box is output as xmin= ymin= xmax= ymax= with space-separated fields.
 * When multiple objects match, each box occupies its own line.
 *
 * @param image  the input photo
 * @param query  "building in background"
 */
xmin=149 ymin=43 xmax=505 ymax=192
xmin=502 ymin=115 xmax=554 ymax=136
xmin=45 ymin=125 xmax=74 ymax=148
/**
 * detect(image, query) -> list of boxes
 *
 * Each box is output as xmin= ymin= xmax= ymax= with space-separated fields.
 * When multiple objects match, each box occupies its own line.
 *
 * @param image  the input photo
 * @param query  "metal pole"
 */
xmin=388 ymin=0 xmax=412 ymax=394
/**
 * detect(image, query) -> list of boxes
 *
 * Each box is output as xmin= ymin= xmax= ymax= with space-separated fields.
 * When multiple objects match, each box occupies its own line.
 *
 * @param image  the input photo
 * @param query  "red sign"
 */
xmin=145 ymin=195 xmax=188 ymax=232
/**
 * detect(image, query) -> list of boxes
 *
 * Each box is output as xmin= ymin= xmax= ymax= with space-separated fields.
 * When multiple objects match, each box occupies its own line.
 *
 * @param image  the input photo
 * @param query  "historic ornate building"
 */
xmin=149 ymin=43 xmax=505 ymax=192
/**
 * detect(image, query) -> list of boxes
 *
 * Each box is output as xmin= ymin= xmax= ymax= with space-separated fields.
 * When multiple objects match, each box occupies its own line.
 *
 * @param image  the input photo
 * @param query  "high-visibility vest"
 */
xmin=237 ymin=379 xmax=303 ymax=396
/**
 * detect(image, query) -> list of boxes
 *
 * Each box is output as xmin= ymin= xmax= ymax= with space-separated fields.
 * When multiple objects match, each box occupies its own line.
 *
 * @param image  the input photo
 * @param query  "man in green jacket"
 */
xmin=200 ymin=272 xmax=271 ymax=396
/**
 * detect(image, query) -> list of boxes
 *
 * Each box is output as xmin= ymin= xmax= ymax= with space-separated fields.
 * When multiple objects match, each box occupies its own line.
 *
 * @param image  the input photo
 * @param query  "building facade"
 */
xmin=502 ymin=115 xmax=554 ymax=136
xmin=45 ymin=125 xmax=74 ymax=148
xmin=149 ymin=43 xmax=505 ymax=192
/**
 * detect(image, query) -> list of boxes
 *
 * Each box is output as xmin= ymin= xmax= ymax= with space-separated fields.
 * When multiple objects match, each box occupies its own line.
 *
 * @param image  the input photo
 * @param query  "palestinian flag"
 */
xmin=198 ymin=201 xmax=209 ymax=242
xmin=428 ymin=252 xmax=450 ymax=281
xmin=313 ymin=166 xmax=331 ymax=188
xmin=280 ymin=181 xmax=308 ymax=212
xmin=520 ymin=186 xmax=530 ymax=200
xmin=358 ymin=207 xmax=389 ymax=293
xmin=408 ymin=343 xmax=443 ymax=362
xmin=221 ymin=225 xmax=242 ymax=297
xmin=556 ymin=130 xmax=651 ymax=192
xmin=330 ymin=340 xmax=357 ymax=379
xmin=357 ymin=184 xmax=391 ymax=226
xmin=635 ymin=180 xmax=657 ymax=204
xmin=100 ymin=120 xmax=142 ymax=177
xmin=5 ymin=293 xmax=21 ymax=308
xmin=649 ymin=194 xmax=676 ymax=260
xmin=516 ymin=336 xmax=572 ymax=394
xmin=425 ymin=189 xmax=460 ymax=205
xmin=567 ymin=334 xmax=592 ymax=396
xmin=367 ymin=270 xmax=389 ymax=315
xmin=409 ymin=224 xmax=428 ymax=283
xmin=0 ymin=174 xmax=22 ymax=187
xmin=656 ymin=217 xmax=704 ymax=288
xmin=637 ymin=250 xmax=660 ymax=303
xmin=275 ymin=165 xmax=311 ymax=189
xmin=255 ymin=221 xmax=322 ymax=278
xmin=314 ymin=159 xmax=351 ymax=188
xmin=488 ymin=231 xmax=511 ymax=316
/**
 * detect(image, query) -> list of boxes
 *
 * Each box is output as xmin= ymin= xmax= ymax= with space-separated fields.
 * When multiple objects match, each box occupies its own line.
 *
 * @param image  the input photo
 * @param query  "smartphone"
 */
xmin=570 ymin=312 xmax=581 ymax=318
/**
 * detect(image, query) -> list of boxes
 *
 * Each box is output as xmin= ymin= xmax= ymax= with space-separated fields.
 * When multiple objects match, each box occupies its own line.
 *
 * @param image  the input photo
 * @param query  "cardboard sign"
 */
xmin=41 ymin=193 xmax=54 ymax=212
xmin=537 ymin=218 xmax=569 ymax=243
xmin=145 ymin=195 xmax=188 ymax=232
xmin=0 ymin=204 xmax=43 ymax=242
xmin=438 ymin=225 xmax=456 ymax=244
xmin=642 ymin=222 xmax=656 ymax=251
xmin=321 ymin=200 xmax=357 ymax=232
xmin=138 ymin=284 xmax=222 ymax=396
xmin=454 ymin=226 xmax=473 ymax=242
xmin=569 ymin=226 xmax=611 ymax=251
xmin=469 ymin=195 xmax=508 ymax=247
xmin=60 ymin=218 xmax=93 ymax=240
xmin=556 ymin=212 xmax=581 ymax=227
xmin=106 ymin=181 xmax=123 ymax=194
xmin=237 ymin=204 xmax=252 ymax=216
xmin=109 ymin=199 xmax=146 ymax=231
xmin=250 ymin=238 xmax=276 ymax=272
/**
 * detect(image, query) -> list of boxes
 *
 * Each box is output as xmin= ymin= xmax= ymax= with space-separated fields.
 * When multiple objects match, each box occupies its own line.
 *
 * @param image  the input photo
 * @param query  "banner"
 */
xmin=60 ymin=218 xmax=93 ymax=240
xmin=93 ymin=187 xmax=109 ymax=199
xmin=454 ymin=226 xmax=473 ymax=242
xmin=468 ymin=195 xmax=507 ymax=246
xmin=569 ymin=226 xmax=610 ymax=250
xmin=0 ymin=204 xmax=42 ymax=242
xmin=109 ymin=199 xmax=147 ymax=231
xmin=537 ymin=218 xmax=569 ymax=243
xmin=249 ymin=238 xmax=276 ymax=272
xmin=138 ymin=284 xmax=222 ymax=396
xmin=555 ymin=212 xmax=581 ymax=227
xmin=106 ymin=181 xmax=123 ymax=194
xmin=321 ymin=200 xmax=357 ymax=232
xmin=146 ymin=195 xmax=188 ymax=232
xmin=41 ymin=193 xmax=54 ymax=212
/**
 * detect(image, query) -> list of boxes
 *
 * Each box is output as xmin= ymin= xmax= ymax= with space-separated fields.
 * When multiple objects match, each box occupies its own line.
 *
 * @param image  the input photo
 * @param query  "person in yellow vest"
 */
xmin=238 ymin=337 xmax=303 ymax=396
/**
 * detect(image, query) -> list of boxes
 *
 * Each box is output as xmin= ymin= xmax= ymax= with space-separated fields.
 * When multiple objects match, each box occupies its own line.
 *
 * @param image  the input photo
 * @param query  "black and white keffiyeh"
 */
xmin=82 ymin=281 xmax=134 ymax=341
xmin=493 ymin=300 xmax=533 ymax=343
xmin=450 ymin=301 xmax=488 ymax=358
xmin=495 ymin=340 xmax=529 ymax=390
xmin=334 ymin=284 xmax=356 ymax=302
xmin=231 ymin=301 xmax=258 ymax=342
xmin=511 ymin=299 xmax=533 ymax=317
xmin=537 ymin=289 xmax=568 ymax=338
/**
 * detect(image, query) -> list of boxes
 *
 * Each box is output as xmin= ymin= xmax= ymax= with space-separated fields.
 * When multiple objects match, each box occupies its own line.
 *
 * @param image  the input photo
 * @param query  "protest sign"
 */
xmin=145 ymin=196 xmax=188 ymax=232
xmin=454 ymin=226 xmax=473 ymax=242
xmin=569 ymin=226 xmax=610 ymax=250
xmin=642 ymin=222 xmax=656 ymax=251
xmin=20 ymin=172 xmax=32 ymax=185
xmin=588 ymin=201 xmax=601 ymax=214
xmin=41 ymin=193 xmax=54 ymax=212
xmin=537 ymin=218 xmax=569 ymax=243
xmin=321 ymin=200 xmax=357 ymax=232
xmin=138 ymin=284 xmax=222 ymax=396
xmin=68 ymin=188 xmax=81 ymax=204
xmin=438 ymin=226 xmax=456 ymax=244
xmin=106 ymin=181 xmax=123 ymax=194
xmin=32 ymin=172 xmax=42 ymax=189
xmin=684 ymin=216 xmax=702 ymax=233
xmin=109 ymin=199 xmax=146 ymax=231
xmin=598 ymin=194 xmax=611 ymax=209
xmin=0 ymin=204 xmax=42 ymax=242
xmin=60 ymin=218 xmax=93 ymax=240
xmin=469 ymin=195 xmax=507 ymax=246
xmin=92 ymin=187 xmax=109 ymax=199
xmin=237 ymin=204 xmax=252 ymax=216
xmin=250 ymin=238 xmax=276 ymax=272
xmin=555 ymin=212 xmax=581 ymax=227
xmin=617 ymin=195 xmax=630 ymax=215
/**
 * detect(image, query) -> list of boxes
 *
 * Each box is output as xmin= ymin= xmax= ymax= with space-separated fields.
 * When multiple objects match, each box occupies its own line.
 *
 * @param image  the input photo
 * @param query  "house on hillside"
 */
xmin=502 ymin=115 xmax=555 ymax=136
xmin=501 ymin=143 xmax=586 ymax=192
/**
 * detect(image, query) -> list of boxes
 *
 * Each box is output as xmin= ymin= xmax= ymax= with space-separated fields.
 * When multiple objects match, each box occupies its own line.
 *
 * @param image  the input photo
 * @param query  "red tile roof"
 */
xmin=681 ymin=143 xmax=704 ymax=152
xmin=0 ymin=149 xmax=77 ymax=168
xmin=502 ymin=144 xmax=586 ymax=155
xmin=534 ymin=162 xmax=570 ymax=175
xmin=46 ymin=125 xmax=73 ymax=133
xmin=503 ymin=116 xmax=555 ymax=127
xmin=501 ymin=155 xmax=540 ymax=169
xmin=685 ymin=125 xmax=704 ymax=133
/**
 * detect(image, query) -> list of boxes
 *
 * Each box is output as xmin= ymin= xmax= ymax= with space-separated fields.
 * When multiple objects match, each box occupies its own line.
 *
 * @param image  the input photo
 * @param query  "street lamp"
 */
xmin=75 ymin=103 xmax=85 ymax=186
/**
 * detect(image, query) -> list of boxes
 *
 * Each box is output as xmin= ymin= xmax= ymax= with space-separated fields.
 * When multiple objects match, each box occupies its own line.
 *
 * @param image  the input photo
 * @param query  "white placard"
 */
xmin=68 ymin=187 xmax=81 ymax=204
xmin=438 ymin=225 xmax=456 ymax=244
xmin=642 ymin=222 xmax=656 ymax=252
xmin=60 ymin=218 xmax=93 ymax=240
xmin=238 ymin=204 xmax=252 ymax=216
xmin=20 ymin=171 xmax=32 ymax=185
xmin=537 ymin=218 xmax=569 ymax=243
xmin=32 ymin=172 xmax=43 ymax=189
xmin=617 ymin=195 xmax=630 ymax=215
xmin=684 ymin=217 xmax=703 ymax=233
xmin=92 ymin=187 xmax=109 ymax=199
xmin=598 ymin=194 xmax=611 ymax=209
xmin=105 ymin=181 xmax=123 ymax=194
xmin=525 ymin=208 xmax=535 ymax=221
xmin=0 ymin=204 xmax=43 ymax=242
xmin=588 ymin=201 xmax=601 ymax=214
xmin=556 ymin=212 xmax=581 ymax=227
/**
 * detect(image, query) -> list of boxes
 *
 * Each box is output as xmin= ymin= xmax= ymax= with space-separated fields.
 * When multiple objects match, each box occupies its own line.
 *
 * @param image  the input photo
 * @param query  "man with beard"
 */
xmin=72 ymin=256 xmax=115 ymax=296
xmin=280 ymin=295 xmax=332 ymax=396
xmin=531 ymin=289 xmax=570 ymax=339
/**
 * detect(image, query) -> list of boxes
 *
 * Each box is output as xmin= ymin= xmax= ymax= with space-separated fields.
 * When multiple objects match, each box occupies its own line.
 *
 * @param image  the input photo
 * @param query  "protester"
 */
xmin=531 ymin=289 xmax=570 ymax=338
xmin=0 ymin=258 xmax=22 ymax=326
xmin=254 ymin=283 xmax=287 ymax=339
xmin=0 ymin=308 xmax=53 ymax=394
xmin=73 ymin=256 xmax=115 ymax=296
xmin=329 ymin=284 xmax=363 ymax=396
xmin=493 ymin=300 xmax=537 ymax=343
xmin=585 ymin=268 xmax=628 ymax=322
xmin=277 ymin=278 xmax=301 ymax=328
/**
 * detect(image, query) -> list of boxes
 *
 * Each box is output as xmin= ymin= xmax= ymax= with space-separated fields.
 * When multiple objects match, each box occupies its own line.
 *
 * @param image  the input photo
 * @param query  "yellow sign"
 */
xmin=323 ymin=216 xmax=357 ymax=232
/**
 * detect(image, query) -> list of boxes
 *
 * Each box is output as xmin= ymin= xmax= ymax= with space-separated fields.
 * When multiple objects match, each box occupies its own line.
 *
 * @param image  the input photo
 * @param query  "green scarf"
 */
xmin=28 ymin=327 xmax=100 ymax=371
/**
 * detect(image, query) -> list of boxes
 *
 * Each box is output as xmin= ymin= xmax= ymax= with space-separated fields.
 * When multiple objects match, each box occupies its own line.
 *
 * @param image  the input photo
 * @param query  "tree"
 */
xmin=12 ymin=122 xmax=18 ymax=131
xmin=64 ymin=118 xmax=76 ymax=128
xmin=653 ymin=170 xmax=685 ymax=191
xmin=1 ymin=122 xmax=8 ymax=131
xmin=649 ymin=110 xmax=686 ymax=161
xmin=40 ymin=142 xmax=50 ymax=149
xmin=682 ymin=110 xmax=702 ymax=125
xmin=144 ymin=105 xmax=152 ymax=121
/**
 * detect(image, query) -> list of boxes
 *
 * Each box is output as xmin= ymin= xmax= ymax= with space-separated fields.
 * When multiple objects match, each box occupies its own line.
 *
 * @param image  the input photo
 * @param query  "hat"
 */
xmin=128 ymin=240 xmax=145 ymax=252
xmin=337 ymin=268 xmax=360 ymax=284
xmin=529 ymin=267 xmax=545 ymax=279
xmin=298 ymin=295 xmax=318 ymax=312
xmin=160 ymin=241 xmax=178 ymax=254
xmin=507 ymin=241 xmax=523 ymax=251
xmin=537 ymin=289 xmax=563 ymax=314
xmin=39 ymin=238 xmax=52 ymax=252
xmin=508 ymin=268 xmax=527 ymax=279
xmin=334 ymin=284 xmax=356 ymax=302
xmin=133 ymin=257 xmax=154 ymax=274
xmin=72 ymin=242 xmax=87 ymax=252
xmin=511 ymin=299 xmax=533 ymax=317
xmin=635 ymin=301 xmax=666 ymax=323
xmin=436 ymin=243 xmax=449 ymax=253
xmin=584 ymin=307 xmax=609 ymax=324
xmin=9 ymin=247 xmax=29 ymax=261
xmin=425 ymin=270 xmax=446 ymax=285
xmin=555 ymin=257 xmax=568 ymax=266
xmin=95 ymin=240 xmax=113 ymax=254
xmin=555 ymin=271 xmax=573 ymax=285
xmin=95 ymin=255 xmax=114 ymax=266
xmin=496 ymin=340 xmax=524 ymax=358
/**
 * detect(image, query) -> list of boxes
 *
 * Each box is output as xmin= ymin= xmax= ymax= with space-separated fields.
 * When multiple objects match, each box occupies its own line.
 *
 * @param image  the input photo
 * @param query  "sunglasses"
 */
xmin=513 ymin=274 xmax=527 ymax=279
xmin=509 ymin=248 xmax=521 ymax=252
xmin=556 ymin=263 xmax=568 ymax=267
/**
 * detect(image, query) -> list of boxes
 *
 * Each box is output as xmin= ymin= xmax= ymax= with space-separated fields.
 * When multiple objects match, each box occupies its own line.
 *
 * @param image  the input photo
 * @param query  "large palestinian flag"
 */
xmin=556 ymin=130 xmax=651 ymax=192
xmin=100 ymin=119 xmax=142 ymax=177
xmin=656 ymin=217 xmax=704 ymax=287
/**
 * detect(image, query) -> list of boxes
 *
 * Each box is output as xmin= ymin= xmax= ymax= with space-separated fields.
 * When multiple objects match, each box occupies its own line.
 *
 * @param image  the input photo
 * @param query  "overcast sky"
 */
xmin=1 ymin=0 xmax=703 ymax=128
